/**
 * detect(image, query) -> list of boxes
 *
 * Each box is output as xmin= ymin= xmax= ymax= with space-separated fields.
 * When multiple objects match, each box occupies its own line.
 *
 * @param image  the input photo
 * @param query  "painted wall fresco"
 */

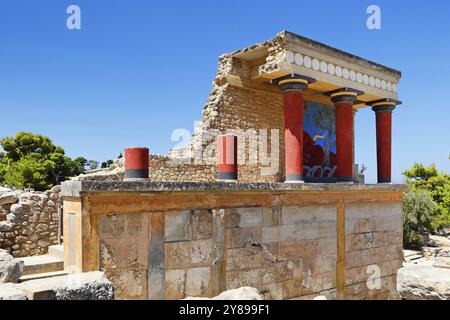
xmin=303 ymin=101 xmax=337 ymax=179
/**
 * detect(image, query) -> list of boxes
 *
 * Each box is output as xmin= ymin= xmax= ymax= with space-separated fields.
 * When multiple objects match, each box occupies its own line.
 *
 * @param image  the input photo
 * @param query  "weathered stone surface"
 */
xmin=55 ymin=272 xmax=114 ymax=300
xmin=226 ymin=269 xmax=260 ymax=290
xmin=0 ymin=249 xmax=24 ymax=283
xmin=0 ymin=193 xmax=19 ymax=206
xmin=19 ymin=271 xmax=113 ymax=300
xmin=165 ymin=210 xmax=192 ymax=242
xmin=227 ymin=227 xmax=261 ymax=248
xmin=397 ymin=265 xmax=450 ymax=300
xmin=191 ymin=210 xmax=212 ymax=240
xmin=185 ymin=267 xmax=211 ymax=297
xmin=165 ymin=269 xmax=186 ymax=300
xmin=0 ymin=189 xmax=61 ymax=257
xmin=0 ymin=283 xmax=27 ymax=300
xmin=104 ymin=269 xmax=146 ymax=300
xmin=226 ymin=246 xmax=262 ymax=271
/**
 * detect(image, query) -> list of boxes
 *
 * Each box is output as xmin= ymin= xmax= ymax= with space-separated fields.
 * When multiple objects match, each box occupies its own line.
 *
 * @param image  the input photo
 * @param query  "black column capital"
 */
xmin=324 ymin=87 xmax=364 ymax=104
xmin=368 ymin=98 xmax=402 ymax=113
xmin=273 ymin=74 xmax=316 ymax=93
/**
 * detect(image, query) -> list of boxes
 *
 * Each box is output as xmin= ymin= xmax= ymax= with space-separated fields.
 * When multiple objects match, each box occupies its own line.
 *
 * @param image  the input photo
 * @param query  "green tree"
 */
xmin=403 ymin=163 xmax=450 ymax=231
xmin=403 ymin=189 xmax=436 ymax=249
xmin=0 ymin=132 xmax=86 ymax=190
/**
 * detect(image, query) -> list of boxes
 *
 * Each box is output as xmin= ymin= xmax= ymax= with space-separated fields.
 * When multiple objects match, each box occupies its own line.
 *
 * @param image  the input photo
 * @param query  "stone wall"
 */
xmin=62 ymin=181 xmax=406 ymax=300
xmin=0 ymin=186 xmax=61 ymax=257
xmin=344 ymin=203 xmax=403 ymax=299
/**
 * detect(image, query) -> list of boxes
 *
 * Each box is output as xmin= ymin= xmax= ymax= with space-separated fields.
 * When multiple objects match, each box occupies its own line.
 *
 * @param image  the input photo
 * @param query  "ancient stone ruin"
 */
xmin=1 ymin=30 xmax=409 ymax=300
xmin=58 ymin=31 xmax=406 ymax=300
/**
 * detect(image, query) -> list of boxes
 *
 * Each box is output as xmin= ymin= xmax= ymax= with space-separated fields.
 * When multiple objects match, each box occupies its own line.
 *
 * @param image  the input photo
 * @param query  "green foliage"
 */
xmin=0 ymin=132 xmax=86 ymax=191
xmin=403 ymin=163 xmax=450 ymax=231
xmin=402 ymin=189 xmax=435 ymax=249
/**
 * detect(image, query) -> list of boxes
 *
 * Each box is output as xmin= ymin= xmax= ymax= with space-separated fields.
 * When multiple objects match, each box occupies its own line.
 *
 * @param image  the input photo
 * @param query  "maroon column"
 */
xmin=217 ymin=134 xmax=238 ymax=180
xmin=124 ymin=147 xmax=149 ymax=179
xmin=277 ymin=75 xmax=315 ymax=182
xmin=372 ymin=103 xmax=396 ymax=183
xmin=329 ymin=89 xmax=362 ymax=182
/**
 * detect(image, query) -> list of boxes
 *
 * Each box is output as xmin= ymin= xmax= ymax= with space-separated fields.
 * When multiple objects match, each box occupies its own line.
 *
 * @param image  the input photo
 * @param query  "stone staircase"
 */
xmin=19 ymin=244 xmax=66 ymax=282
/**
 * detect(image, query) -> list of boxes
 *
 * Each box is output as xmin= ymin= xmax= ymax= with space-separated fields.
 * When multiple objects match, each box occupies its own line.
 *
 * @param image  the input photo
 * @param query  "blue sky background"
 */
xmin=0 ymin=0 xmax=449 ymax=183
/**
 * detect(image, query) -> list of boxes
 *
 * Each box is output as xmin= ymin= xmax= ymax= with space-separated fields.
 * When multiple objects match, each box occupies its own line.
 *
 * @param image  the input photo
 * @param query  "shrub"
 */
xmin=402 ymin=189 xmax=436 ymax=249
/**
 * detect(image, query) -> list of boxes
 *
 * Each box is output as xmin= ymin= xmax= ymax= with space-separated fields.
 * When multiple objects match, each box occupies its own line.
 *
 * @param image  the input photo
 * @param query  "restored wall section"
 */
xmin=62 ymin=182 xmax=405 ymax=300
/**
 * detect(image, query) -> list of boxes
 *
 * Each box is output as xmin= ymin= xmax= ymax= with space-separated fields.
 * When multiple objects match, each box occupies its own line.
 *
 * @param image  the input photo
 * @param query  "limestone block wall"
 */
xmin=62 ymin=182 xmax=406 ymax=300
xmin=344 ymin=203 xmax=403 ymax=299
xmin=0 ymin=186 xmax=61 ymax=257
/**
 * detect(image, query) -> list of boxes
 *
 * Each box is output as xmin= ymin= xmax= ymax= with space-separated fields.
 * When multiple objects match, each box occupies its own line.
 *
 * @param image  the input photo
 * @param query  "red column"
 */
xmin=124 ymin=147 xmax=149 ymax=179
xmin=330 ymin=90 xmax=360 ymax=182
xmin=284 ymin=91 xmax=305 ymax=181
xmin=277 ymin=76 xmax=314 ymax=182
xmin=217 ymin=134 xmax=238 ymax=180
xmin=335 ymin=102 xmax=354 ymax=181
xmin=373 ymin=104 xmax=396 ymax=183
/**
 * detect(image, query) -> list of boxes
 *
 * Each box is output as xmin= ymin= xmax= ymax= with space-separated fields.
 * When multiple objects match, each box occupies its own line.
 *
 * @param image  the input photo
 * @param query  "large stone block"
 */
xmin=282 ymin=205 xmax=336 ymax=225
xmin=346 ymin=232 xmax=373 ymax=252
xmin=104 ymin=268 xmax=147 ymax=300
xmin=234 ymin=207 xmax=263 ymax=228
xmin=301 ymin=255 xmax=336 ymax=276
xmin=185 ymin=267 xmax=211 ymax=297
xmin=319 ymin=237 xmax=337 ymax=255
xmin=99 ymin=212 xmax=148 ymax=239
xmin=226 ymin=246 xmax=262 ymax=271
xmin=226 ymin=269 xmax=261 ymax=290
xmin=165 ymin=210 xmax=192 ymax=242
xmin=262 ymin=207 xmax=281 ymax=227
xmin=261 ymin=226 xmax=279 ymax=243
xmin=372 ymin=230 xmax=402 ymax=248
xmin=261 ymin=260 xmax=294 ymax=285
xmin=191 ymin=210 xmax=212 ymax=240
xmin=279 ymin=240 xmax=320 ymax=260
xmin=191 ymin=239 xmax=213 ymax=266
xmin=226 ymin=227 xmax=261 ymax=248
xmin=165 ymin=241 xmax=190 ymax=270
xmin=165 ymin=269 xmax=186 ymax=300
xmin=100 ymin=237 xmax=148 ymax=270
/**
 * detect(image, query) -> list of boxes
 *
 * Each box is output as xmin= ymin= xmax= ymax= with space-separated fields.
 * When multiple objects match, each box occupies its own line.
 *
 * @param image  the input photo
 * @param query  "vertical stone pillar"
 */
xmin=371 ymin=99 xmax=400 ymax=183
xmin=328 ymin=88 xmax=363 ymax=182
xmin=124 ymin=147 xmax=149 ymax=180
xmin=217 ymin=134 xmax=238 ymax=181
xmin=277 ymin=74 xmax=315 ymax=182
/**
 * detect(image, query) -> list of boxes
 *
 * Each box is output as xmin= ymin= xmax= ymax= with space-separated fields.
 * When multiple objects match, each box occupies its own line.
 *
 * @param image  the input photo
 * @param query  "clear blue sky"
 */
xmin=1 ymin=0 xmax=449 ymax=183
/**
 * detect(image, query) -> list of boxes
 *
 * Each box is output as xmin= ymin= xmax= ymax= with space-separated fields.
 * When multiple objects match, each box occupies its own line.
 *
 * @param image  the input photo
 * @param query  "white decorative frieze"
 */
xmin=285 ymin=50 xmax=398 ymax=94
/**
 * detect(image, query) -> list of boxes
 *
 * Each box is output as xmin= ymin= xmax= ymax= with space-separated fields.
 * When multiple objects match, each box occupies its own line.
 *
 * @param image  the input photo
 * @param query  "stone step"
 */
xmin=20 ymin=254 xmax=64 ymax=276
xmin=48 ymin=244 xmax=64 ymax=260
xmin=19 ymin=270 xmax=68 ymax=282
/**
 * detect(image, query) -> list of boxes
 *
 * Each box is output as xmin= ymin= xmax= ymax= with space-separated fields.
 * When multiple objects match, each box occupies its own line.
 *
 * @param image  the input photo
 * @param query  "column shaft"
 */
xmin=374 ymin=108 xmax=394 ymax=183
xmin=284 ymin=91 xmax=305 ymax=181
xmin=335 ymin=102 xmax=354 ymax=181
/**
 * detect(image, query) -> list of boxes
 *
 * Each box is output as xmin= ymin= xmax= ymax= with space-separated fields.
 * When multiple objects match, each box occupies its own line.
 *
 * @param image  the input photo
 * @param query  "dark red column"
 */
xmin=372 ymin=104 xmax=396 ymax=183
xmin=284 ymin=91 xmax=305 ymax=181
xmin=217 ymin=134 xmax=238 ymax=180
xmin=277 ymin=75 xmax=315 ymax=182
xmin=124 ymin=147 xmax=149 ymax=179
xmin=329 ymin=89 xmax=362 ymax=182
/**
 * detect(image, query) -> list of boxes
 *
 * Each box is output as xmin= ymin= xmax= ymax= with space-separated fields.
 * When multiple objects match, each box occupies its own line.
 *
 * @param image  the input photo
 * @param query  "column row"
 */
xmin=276 ymin=74 xmax=401 ymax=184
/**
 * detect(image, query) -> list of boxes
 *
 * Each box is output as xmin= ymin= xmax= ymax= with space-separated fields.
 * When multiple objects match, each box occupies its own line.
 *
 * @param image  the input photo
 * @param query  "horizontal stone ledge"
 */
xmin=61 ymin=180 xmax=408 ymax=197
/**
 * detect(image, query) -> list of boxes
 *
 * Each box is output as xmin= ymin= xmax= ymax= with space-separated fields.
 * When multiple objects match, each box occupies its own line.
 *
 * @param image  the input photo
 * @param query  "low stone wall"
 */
xmin=62 ymin=181 xmax=405 ymax=300
xmin=0 ymin=186 xmax=61 ymax=257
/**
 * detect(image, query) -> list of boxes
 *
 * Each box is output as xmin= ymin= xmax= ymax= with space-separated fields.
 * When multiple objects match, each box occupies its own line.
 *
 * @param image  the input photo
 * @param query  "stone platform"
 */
xmin=61 ymin=181 xmax=406 ymax=300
